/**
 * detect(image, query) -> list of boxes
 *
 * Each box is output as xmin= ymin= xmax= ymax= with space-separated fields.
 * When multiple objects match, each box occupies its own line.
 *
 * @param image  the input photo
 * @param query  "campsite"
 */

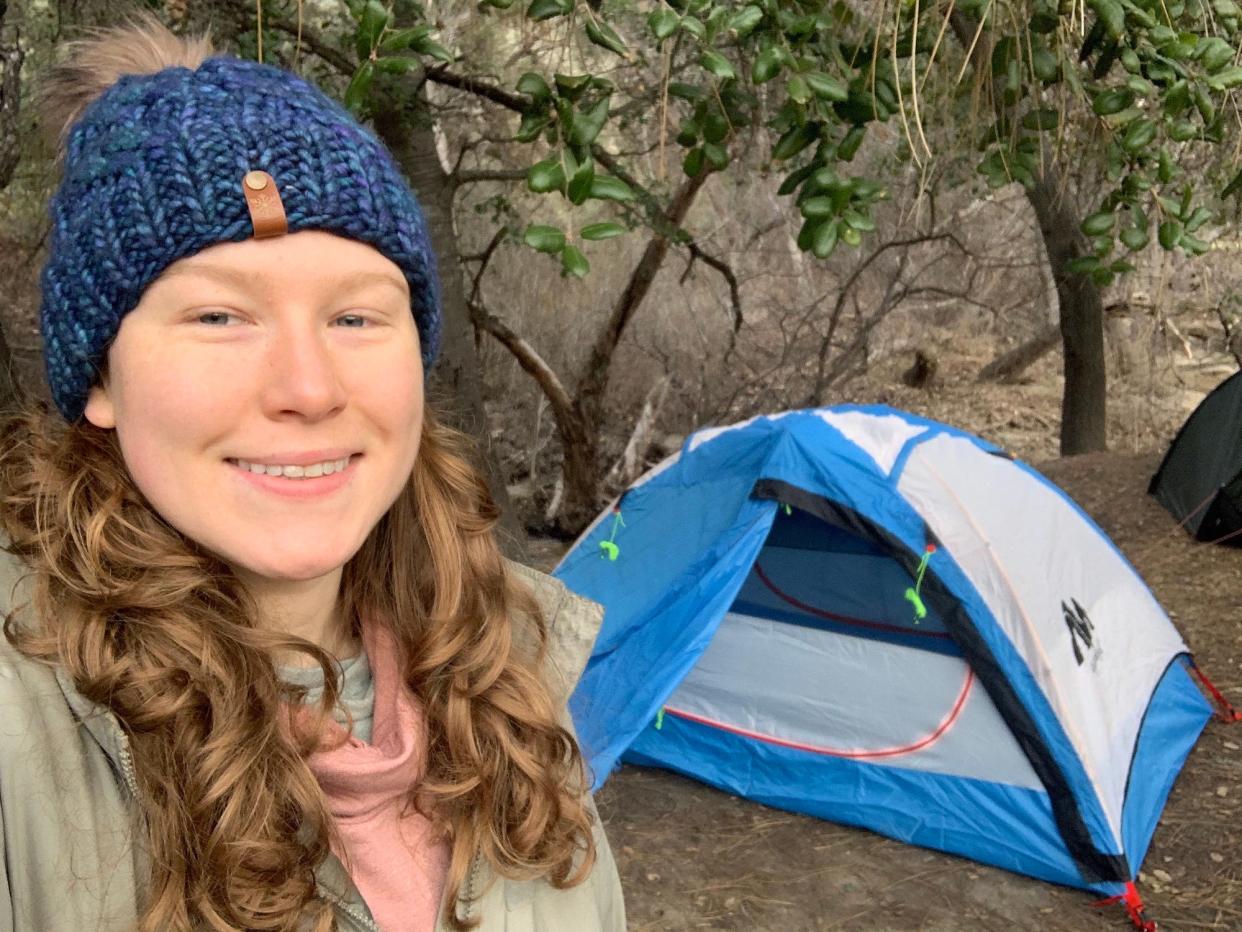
xmin=565 ymin=447 xmax=1242 ymax=932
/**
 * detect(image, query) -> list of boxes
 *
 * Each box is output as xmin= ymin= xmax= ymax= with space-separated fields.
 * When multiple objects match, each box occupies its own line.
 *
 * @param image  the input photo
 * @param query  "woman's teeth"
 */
xmin=229 ymin=456 xmax=352 ymax=479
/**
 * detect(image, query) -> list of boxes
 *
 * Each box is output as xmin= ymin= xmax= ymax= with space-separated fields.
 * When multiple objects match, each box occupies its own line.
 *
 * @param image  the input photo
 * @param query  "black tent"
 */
xmin=1150 ymin=368 xmax=1242 ymax=546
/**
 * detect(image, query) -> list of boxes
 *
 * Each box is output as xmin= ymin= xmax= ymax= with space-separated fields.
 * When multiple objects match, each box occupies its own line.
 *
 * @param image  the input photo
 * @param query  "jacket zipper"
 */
xmin=103 ymin=717 xmax=141 ymax=799
xmin=319 ymin=886 xmax=382 ymax=931
xmin=461 ymin=850 xmax=482 ymax=922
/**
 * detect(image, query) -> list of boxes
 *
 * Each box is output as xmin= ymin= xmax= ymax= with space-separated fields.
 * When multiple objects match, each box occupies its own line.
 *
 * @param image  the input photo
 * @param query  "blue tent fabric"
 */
xmin=625 ymin=712 xmax=1086 ymax=890
xmin=557 ymin=406 xmax=1212 ymax=894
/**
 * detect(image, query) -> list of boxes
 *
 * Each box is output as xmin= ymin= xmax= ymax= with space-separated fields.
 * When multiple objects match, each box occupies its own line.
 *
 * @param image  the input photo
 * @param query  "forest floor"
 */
xmin=569 ymin=453 xmax=1242 ymax=932
xmin=528 ymin=443 xmax=1242 ymax=930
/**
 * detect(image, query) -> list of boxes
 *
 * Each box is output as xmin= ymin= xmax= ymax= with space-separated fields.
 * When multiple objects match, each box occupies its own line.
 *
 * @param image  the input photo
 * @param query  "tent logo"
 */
xmin=1062 ymin=598 xmax=1101 ymax=670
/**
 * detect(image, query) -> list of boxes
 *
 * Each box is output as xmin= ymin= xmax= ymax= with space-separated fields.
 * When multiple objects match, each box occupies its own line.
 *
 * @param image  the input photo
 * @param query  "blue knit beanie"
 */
xmin=41 ymin=56 xmax=441 ymax=422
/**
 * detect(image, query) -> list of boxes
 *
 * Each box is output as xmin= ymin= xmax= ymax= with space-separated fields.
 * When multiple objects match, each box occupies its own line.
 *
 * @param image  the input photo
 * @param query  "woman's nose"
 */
xmin=259 ymin=323 xmax=347 ymax=421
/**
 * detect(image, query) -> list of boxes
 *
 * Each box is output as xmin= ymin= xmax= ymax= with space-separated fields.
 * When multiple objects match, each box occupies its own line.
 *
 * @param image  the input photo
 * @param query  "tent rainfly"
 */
xmin=558 ymin=406 xmax=1218 ymax=929
xmin=1150 ymin=368 xmax=1242 ymax=546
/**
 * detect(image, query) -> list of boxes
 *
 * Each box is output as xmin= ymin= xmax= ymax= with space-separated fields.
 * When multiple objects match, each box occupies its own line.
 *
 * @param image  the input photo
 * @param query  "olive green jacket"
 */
xmin=0 ymin=551 xmax=624 ymax=932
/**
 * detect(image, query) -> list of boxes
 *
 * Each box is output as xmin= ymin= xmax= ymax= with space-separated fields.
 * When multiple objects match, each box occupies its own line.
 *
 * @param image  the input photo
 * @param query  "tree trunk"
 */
xmin=0 ymin=10 xmax=23 ymax=193
xmin=371 ymin=93 xmax=527 ymax=557
xmin=1024 ymin=173 xmax=1108 ymax=453
xmin=0 ymin=318 xmax=18 ymax=415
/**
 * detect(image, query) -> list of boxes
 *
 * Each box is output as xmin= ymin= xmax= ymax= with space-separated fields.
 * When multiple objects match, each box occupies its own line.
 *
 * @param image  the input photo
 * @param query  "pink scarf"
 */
xmin=306 ymin=625 xmax=450 ymax=932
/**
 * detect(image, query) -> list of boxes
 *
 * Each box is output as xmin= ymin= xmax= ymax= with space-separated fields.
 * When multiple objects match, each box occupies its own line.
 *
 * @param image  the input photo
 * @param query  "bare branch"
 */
xmin=453 ymin=168 xmax=529 ymax=187
xmin=682 ymin=244 xmax=743 ymax=332
xmin=463 ymin=227 xmax=582 ymax=451
xmin=425 ymin=67 xmax=527 ymax=113
xmin=471 ymin=305 xmax=576 ymax=432
xmin=467 ymin=227 xmax=507 ymax=306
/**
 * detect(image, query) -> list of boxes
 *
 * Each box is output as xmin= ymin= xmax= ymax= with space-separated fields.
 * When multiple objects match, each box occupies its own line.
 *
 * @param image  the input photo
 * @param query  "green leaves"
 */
xmin=648 ymin=9 xmax=679 ymax=41
xmin=1088 ymin=0 xmax=1125 ymax=40
xmin=728 ymin=5 xmax=763 ymax=37
xmin=1121 ymin=118 xmax=1156 ymax=153
xmin=517 ymin=72 xmax=552 ymax=102
xmin=527 ymin=157 xmax=566 ymax=194
xmin=344 ymin=61 xmax=375 ymax=115
xmin=1158 ymin=219 xmax=1183 ymax=249
xmin=587 ymin=175 xmax=636 ymax=202
xmin=1031 ymin=46 xmax=1060 ymax=83
xmin=811 ymin=220 xmax=839 ymax=259
xmin=1198 ymin=38 xmax=1235 ymax=73
xmin=488 ymin=0 xmax=1230 ymax=281
xmin=566 ymin=153 xmax=595 ymax=205
xmin=561 ymin=244 xmax=590 ymax=278
xmin=1022 ymin=108 xmax=1061 ymax=131
xmin=1120 ymin=225 xmax=1150 ymax=251
xmin=804 ymin=72 xmax=848 ymax=102
xmin=700 ymin=50 xmax=736 ymax=80
xmin=528 ymin=0 xmax=573 ymax=21
xmin=377 ymin=25 xmax=453 ymax=63
xmin=581 ymin=222 xmax=625 ymax=240
xmin=787 ymin=75 xmax=811 ymax=104
xmin=523 ymin=226 xmax=592 ymax=278
xmin=800 ymin=196 xmax=834 ymax=220
xmin=1206 ymin=67 xmax=1242 ymax=91
xmin=585 ymin=19 xmax=628 ymax=57
xmin=568 ymin=96 xmax=611 ymax=148
xmin=1223 ymin=168 xmax=1242 ymax=200
xmin=354 ymin=0 xmax=389 ymax=58
xmin=1092 ymin=89 xmax=1133 ymax=115
xmin=752 ymin=47 xmax=784 ymax=84
xmin=378 ymin=26 xmax=426 ymax=54
xmin=524 ymin=224 xmax=566 ymax=253
xmin=683 ymin=146 xmax=706 ymax=178
xmin=1081 ymin=212 xmax=1115 ymax=236
xmin=772 ymin=122 xmax=819 ymax=161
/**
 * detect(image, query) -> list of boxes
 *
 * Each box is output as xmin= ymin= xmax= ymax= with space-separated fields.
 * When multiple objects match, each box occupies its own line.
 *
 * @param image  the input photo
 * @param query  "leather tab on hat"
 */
xmin=241 ymin=170 xmax=288 ymax=238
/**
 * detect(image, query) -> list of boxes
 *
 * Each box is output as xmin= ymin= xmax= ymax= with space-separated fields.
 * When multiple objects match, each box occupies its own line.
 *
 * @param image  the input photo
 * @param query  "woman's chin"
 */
xmin=225 ymin=548 xmax=356 ymax=585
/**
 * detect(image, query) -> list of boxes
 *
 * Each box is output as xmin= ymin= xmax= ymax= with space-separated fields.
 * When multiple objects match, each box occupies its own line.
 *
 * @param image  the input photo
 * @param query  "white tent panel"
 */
xmin=896 ymin=433 xmax=1188 ymax=843
xmin=664 ymin=609 xmax=1042 ymax=789
xmin=818 ymin=409 xmax=929 ymax=476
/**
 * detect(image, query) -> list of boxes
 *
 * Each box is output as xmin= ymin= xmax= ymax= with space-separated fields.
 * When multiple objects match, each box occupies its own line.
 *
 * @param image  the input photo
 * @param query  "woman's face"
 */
xmin=85 ymin=231 xmax=424 ymax=585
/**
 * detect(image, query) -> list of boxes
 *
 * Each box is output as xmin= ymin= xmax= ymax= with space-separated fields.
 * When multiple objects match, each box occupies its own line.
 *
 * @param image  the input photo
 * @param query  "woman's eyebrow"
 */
xmin=162 ymin=263 xmax=408 ymax=296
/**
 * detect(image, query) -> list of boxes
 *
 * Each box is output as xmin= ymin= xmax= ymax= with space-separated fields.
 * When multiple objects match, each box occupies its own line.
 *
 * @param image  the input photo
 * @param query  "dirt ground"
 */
xmin=562 ymin=453 xmax=1242 ymax=931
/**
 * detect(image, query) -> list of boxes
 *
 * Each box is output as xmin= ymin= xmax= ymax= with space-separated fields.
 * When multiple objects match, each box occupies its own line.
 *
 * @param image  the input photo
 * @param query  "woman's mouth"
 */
xmin=224 ymin=454 xmax=360 ymax=498
xmin=225 ymin=454 xmax=356 ymax=480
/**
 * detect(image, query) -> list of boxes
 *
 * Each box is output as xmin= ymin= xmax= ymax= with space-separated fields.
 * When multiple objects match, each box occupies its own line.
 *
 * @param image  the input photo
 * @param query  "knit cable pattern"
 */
xmin=41 ymin=57 xmax=441 ymax=421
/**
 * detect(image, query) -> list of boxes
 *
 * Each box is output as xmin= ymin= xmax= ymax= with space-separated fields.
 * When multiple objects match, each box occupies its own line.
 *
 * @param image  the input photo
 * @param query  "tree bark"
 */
xmin=0 ymin=317 xmax=18 ymax=415
xmin=371 ymin=92 xmax=527 ymax=557
xmin=0 ymin=9 xmax=23 ymax=193
xmin=1024 ymin=173 xmax=1107 ymax=453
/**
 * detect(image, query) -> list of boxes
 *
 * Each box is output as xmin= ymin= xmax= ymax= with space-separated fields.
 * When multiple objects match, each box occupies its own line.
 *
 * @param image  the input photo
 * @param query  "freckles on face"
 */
xmin=88 ymin=231 xmax=425 ymax=584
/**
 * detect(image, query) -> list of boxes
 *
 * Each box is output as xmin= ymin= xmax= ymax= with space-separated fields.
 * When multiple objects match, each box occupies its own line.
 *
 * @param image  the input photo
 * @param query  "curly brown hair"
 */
xmin=0 ymin=402 xmax=596 ymax=931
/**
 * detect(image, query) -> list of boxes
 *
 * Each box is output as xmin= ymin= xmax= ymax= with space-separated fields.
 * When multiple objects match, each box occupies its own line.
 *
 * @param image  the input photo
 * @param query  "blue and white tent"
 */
xmin=558 ymin=406 xmax=1212 ymax=898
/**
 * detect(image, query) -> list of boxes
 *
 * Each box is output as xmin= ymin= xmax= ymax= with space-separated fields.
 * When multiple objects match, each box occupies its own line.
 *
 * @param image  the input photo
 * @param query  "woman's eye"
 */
xmin=196 ymin=310 xmax=237 ymax=326
xmin=335 ymin=314 xmax=369 ymax=328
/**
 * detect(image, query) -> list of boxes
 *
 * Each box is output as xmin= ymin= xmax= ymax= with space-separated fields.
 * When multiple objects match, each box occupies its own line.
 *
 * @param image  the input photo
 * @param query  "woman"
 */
xmin=0 ymin=13 xmax=623 ymax=932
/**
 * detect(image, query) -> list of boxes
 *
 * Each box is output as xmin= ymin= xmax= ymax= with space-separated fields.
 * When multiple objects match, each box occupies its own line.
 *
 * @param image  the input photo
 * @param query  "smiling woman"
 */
xmin=0 ymin=11 xmax=622 ymax=932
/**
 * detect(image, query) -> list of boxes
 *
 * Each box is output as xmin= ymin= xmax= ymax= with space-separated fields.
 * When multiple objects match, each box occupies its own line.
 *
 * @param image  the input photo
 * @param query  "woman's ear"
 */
xmin=84 ymin=381 xmax=117 ymax=429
